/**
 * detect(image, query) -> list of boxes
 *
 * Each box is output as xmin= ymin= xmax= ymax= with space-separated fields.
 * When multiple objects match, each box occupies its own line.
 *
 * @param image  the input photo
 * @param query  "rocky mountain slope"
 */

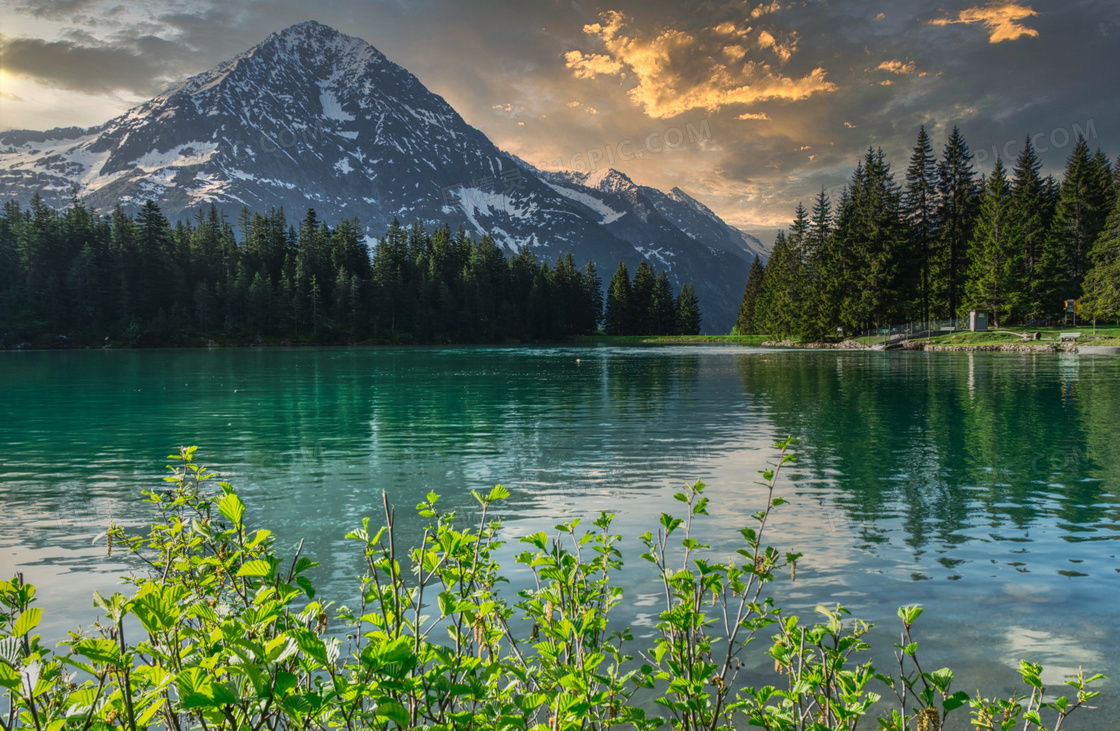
xmin=0 ymin=20 xmax=766 ymax=332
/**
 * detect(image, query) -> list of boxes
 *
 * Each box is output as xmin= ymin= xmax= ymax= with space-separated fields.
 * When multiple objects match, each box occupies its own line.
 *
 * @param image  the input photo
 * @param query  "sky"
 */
xmin=1 ymin=0 xmax=1118 ymax=240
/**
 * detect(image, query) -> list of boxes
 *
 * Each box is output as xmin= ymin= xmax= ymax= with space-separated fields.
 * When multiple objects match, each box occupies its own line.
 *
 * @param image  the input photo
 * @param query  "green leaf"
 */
xmin=12 ymin=607 xmax=42 ymax=638
xmin=74 ymin=638 xmax=121 ymax=666
xmin=294 ymin=630 xmax=328 ymax=665
xmin=928 ymin=667 xmax=954 ymax=692
xmin=438 ymin=592 xmax=456 ymax=617
xmin=942 ymin=690 xmax=970 ymax=711
xmin=237 ymin=560 xmax=275 ymax=578
xmin=128 ymin=583 xmax=185 ymax=633
xmin=218 ymin=493 xmax=246 ymax=526
xmin=292 ymin=557 xmax=317 ymax=576
xmin=487 ymin=484 xmax=510 ymax=501
xmin=295 ymin=576 xmax=315 ymax=599
xmin=375 ymin=699 xmax=410 ymax=726
xmin=0 ymin=663 xmax=19 ymax=690
xmin=136 ymin=697 xmax=167 ymax=727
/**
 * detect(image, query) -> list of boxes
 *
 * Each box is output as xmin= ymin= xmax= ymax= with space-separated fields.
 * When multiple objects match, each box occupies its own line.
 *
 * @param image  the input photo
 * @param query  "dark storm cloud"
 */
xmin=0 ymin=35 xmax=184 ymax=94
xmin=1 ymin=0 xmax=1117 ymax=236
xmin=14 ymin=0 xmax=100 ymax=20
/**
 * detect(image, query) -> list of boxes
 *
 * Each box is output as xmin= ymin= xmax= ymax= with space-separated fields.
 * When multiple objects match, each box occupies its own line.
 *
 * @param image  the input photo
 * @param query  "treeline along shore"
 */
xmin=0 ymin=199 xmax=701 ymax=348
xmin=735 ymin=128 xmax=1120 ymax=340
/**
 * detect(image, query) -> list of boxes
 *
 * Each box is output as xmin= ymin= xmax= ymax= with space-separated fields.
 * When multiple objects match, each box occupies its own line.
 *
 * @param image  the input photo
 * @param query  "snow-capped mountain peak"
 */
xmin=0 ymin=21 xmax=762 ymax=333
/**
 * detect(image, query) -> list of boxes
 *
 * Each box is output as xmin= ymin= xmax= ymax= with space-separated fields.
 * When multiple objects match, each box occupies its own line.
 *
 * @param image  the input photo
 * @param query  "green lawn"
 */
xmin=911 ymin=324 xmax=1120 ymax=347
xmin=578 ymin=334 xmax=770 ymax=346
xmin=578 ymin=326 xmax=1120 ymax=349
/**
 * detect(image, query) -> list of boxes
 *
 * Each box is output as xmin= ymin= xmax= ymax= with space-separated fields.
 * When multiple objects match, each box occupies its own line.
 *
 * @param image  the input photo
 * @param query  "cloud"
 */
xmin=737 ymin=112 xmax=771 ymax=120
xmin=566 ymin=100 xmax=598 ymax=114
xmin=877 ymin=59 xmax=916 ymax=75
xmin=563 ymin=50 xmax=624 ymax=79
xmin=929 ymin=2 xmax=1040 ymax=44
xmin=0 ymin=34 xmax=180 ymax=94
xmin=757 ymin=29 xmax=797 ymax=63
xmin=565 ymin=11 xmax=835 ymax=119
xmin=749 ymin=2 xmax=782 ymax=20
xmin=13 ymin=0 xmax=101 ymax=20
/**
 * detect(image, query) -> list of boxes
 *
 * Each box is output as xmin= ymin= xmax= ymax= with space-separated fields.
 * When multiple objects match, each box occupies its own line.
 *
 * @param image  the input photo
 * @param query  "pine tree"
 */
xmin=963 ymin=159 xmax=1022 ymax=328
xmin=1092 ymin=150 xmax=1117 ymax=215
xmin=1046 ymin=135 xmax=1110 ymax=304
xmin=933 ymin=127 xmax=979 ymax=319
xmin=631 ymin=260 xmax=656 ymax=335
xmin=812 ymin=189 xmax=851 ymax=338
xmin=309 ymin=274 xmax=322 ymax=339
xmin=247 ymin=271 xmax=272 ymax=335
xmin=372 ymin=218 xmax=407 ymax=333
xmin=650 ymin=270 xmax=676 ymax=334
xmin=134 ymin=200 xmax=176 ymax=322
xmin=735 ymin=255 xmax=765 ymax=334
xmin=604 ymin=262 xmax=632 ymax=335
xmin=548 ymin=253 xmax=579 ymax=335
xmin=675 ymin=282 xmax=701 ymax=335
xmin=1010 ymin=136 xmax=1052 ymax=321
xmin=842 ymin=149 xmax=905 ymax=331
xmin=903 ymin=125 xmax=939 ymax=324
xmin=808 ymin=191 xmax=832 ymax=262
xmin=1080 ymin=163 xmax=1120 ymax=323
xmin=0 ymin=203 xmax=19 ymax=323
xmin=788 ymin=203 xmax=810 ymax=258
xmin=757 ymin=231 xmax=802 ymax=339
xmin=581 ymin=261 xmax=604 ymax=333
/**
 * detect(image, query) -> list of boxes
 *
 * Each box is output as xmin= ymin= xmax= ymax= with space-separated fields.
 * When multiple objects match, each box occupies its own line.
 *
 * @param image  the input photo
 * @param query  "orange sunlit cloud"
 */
xmin=877 ymin=59 xmax=916 ymax=75
xmin=750 ymin=1 xmax=782 ymax=20
xmin=757 ymin=29 xmax=797 ymax=63
xmin=563 ymin=50 xmax=625 ymax=79
xmin=565 ymin=11 xmax=835 ymax=119
xmin=929 ymin=2 xmax=1040 ymax=44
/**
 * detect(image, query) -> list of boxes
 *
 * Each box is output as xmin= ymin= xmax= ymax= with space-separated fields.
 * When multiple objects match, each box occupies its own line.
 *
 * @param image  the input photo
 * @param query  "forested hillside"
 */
xmin=737 ymin=130 xmax=1120 ymax=338
xmin=0 ymin=198 xmax=700 ymax=347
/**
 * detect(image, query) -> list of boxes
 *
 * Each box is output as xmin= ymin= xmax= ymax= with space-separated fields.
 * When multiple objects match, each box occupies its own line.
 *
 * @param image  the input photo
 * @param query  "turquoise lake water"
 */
xmin=1 ymin=346 xmax=1117 ymax=725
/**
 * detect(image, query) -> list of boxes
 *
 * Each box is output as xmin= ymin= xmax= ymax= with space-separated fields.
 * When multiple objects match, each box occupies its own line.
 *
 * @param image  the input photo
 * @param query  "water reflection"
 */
xmin=1 ymin=347 xmax=1118 ymax=724
xmin=735 ymin=351 xmax=1120 ymax=563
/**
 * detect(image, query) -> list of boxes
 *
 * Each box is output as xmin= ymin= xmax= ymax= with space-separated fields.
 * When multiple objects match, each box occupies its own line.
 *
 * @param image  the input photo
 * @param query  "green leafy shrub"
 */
xmin=0 ymin=441 xmax=1105 ymax=730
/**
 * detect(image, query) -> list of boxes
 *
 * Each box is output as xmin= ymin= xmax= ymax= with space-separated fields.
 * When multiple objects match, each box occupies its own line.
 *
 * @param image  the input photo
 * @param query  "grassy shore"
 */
xmin=578 ymin=334 xmax=770 ymax=346
xmin=909 ymin=324 xmax=1120 ymax=347
xmin=580 ymin=325 xmax=1120 ymax=349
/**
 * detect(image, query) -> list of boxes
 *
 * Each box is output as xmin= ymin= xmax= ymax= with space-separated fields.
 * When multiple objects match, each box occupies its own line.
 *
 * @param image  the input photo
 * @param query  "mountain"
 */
xmin=536 ymin=167 xmax=766 ymax=265
xmin=0 ymin=20 xmax=765 ymax=333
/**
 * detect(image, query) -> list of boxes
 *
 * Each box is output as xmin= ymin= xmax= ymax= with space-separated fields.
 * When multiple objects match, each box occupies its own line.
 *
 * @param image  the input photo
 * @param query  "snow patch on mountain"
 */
xmin=456 ymin=186 xmax=537 ymax=237
xmin=634 ymin=246 xmax=676 ymax=269
xmin=132 ymin=142 xmax=220 ymax=171
xmin=318 ymin=85 xmax=355 ymax=122
xmin=543 ymin=180 xmax=626 ymax=224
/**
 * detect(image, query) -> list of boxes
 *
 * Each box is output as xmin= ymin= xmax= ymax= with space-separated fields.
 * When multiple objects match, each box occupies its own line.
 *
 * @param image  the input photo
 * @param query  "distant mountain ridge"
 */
xmin=0 ymin=20 xmax=766 ymax=332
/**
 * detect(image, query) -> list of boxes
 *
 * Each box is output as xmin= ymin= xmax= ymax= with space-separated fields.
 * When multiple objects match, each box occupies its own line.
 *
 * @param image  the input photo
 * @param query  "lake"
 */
xmin=1 ymin=346 xmax=1118 ymax=725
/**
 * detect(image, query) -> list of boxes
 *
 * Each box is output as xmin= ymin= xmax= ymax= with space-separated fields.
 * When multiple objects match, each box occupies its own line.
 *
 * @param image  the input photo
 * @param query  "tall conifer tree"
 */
xmin=904 ymin=125 xmax=938 ymax=324
xmin=933 ymin=126 xmax=979 ymax=319
xmin=964 ymin=159 xmax=1022 ymax=327
xmin=735 ymin=255 xmax=765 ymax=334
